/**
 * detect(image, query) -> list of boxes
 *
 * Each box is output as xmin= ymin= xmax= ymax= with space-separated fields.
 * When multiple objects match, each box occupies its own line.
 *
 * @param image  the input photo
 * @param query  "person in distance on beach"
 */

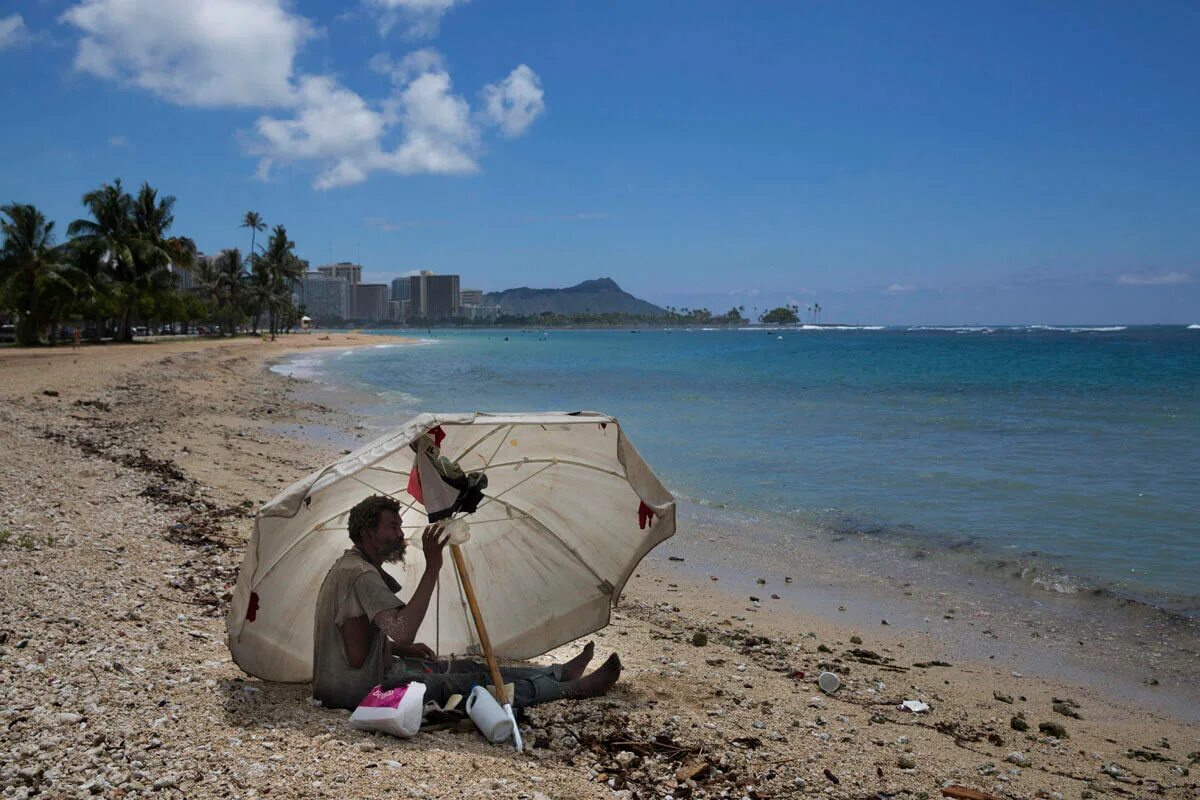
xmin=311 ymin=494 xmax=621 ymax=711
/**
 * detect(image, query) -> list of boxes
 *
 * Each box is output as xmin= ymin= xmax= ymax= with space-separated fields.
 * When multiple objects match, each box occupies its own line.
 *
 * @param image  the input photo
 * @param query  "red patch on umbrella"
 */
xmin=638 ymin=501 xmax=656 ymax=530
xmin=246 ymin=591 xmax=260 ymax=622
xmin=428 ymin=425 xmax=446 ymax=447
xmin=407 ymin=467 xmax=423 ymax=504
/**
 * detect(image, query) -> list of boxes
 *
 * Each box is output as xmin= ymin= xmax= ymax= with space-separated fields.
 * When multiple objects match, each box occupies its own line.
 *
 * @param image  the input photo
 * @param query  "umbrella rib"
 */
xmin=472 ymin=462 xmax=556 ymax=513
xmin=481 ymin=494 xmax=610 ymax=593
xmin=481 ymin=424 xmax=514 ymax=469
xmin=450 ymin=424 xmax=507 ymax=466
xmin=480 ymin=457 xmax=625 ymax=479
xmin=362 ymin=465 xmax=410 ymax=477
xmin=251 ymin=477 xmax=424 ymax=587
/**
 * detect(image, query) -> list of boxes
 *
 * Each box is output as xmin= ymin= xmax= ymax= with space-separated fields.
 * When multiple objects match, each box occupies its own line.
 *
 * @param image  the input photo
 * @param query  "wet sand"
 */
xmin=1 ymin=334 xmax=1196 ymax=799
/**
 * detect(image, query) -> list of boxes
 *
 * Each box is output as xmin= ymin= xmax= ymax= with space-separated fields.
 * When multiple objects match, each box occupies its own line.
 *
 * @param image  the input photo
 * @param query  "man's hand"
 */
xmin=393 ymin=642 xmax=437 ymax=660
xmin=421 ymin=523 xmax=447 ymax=571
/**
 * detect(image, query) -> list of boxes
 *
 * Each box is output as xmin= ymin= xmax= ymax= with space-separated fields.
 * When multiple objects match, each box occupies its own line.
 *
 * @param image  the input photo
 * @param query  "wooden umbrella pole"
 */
xmin=449 ymin=543 xmax=524 ymax=752
xmin=449 ymin=544 xmax=506 ymax=699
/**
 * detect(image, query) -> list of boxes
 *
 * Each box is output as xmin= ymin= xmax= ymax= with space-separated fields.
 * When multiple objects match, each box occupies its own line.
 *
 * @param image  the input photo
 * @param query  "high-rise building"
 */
xmin=390 ymin=277 xmax=410 ymax=304
xmin=298 ymin=272 xmax=350 ymax=322
xmin=352 ymin=283 xmax=389 ymax=321
xmin=408 ymin=271 xmax=460 ymax=319
xmin=318 ymin=262 xmax=362 ymax=285
xmin=459 ymin=288 xmax=484 ymax=306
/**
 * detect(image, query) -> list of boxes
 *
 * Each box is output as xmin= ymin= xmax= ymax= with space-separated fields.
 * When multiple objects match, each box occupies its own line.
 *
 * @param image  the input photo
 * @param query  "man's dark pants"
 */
xmin=383 ymin=657 xmax=564 ymax=708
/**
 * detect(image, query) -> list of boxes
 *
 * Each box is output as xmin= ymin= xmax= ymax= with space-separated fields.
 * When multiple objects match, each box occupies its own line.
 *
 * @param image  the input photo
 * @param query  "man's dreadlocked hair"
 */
xmin=347 ymin=494 xmax=402 ymax=546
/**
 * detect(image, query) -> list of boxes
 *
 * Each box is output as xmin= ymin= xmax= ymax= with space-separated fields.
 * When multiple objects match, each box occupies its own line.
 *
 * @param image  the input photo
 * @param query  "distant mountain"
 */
xmin=485 ymin=278 xmax=666 ymax=316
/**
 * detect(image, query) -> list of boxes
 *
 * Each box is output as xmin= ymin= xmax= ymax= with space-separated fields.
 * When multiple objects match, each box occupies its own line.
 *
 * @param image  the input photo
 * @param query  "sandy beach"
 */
xmin=1 ymin=334 xmax=1196 ymax=800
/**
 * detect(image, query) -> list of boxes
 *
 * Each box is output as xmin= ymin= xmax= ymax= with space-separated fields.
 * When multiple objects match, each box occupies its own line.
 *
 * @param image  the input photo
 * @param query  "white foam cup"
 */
xmin=818 ymin=671 xmax=841 ymax=693
xmin=466 ymin=685 xmax=513 ymax=743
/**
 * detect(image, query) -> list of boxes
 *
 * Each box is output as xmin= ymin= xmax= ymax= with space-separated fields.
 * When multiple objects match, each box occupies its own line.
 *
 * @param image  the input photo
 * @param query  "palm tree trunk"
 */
xmin=16 ymin=314 xmax=40 ymax=347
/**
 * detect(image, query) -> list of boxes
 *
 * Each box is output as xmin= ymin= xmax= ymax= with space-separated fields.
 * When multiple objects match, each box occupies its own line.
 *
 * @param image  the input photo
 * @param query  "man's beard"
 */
xmin=380 ymin=540 xmax=407 ymax=564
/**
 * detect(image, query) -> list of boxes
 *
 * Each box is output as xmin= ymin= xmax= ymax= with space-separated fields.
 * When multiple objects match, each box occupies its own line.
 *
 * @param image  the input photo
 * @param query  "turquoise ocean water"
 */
xmin=282 ymin=325 xmax=1200 ymax=616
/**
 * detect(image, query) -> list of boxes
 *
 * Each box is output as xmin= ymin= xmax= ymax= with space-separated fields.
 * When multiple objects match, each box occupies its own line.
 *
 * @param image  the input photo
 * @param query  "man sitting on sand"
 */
xmin=312 ymin=494 xmax=622 ymax=711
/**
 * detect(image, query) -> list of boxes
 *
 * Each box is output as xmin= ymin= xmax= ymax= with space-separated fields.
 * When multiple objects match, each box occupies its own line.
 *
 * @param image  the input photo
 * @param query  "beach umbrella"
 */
xmin=225 ymin=411 xmax=676 ymax=690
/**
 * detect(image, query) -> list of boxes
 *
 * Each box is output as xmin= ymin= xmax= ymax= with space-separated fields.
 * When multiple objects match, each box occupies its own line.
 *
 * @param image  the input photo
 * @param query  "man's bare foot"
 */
xmin=559 ymin=641 xmax=595 ymax=681
xmin=561 ymin=653 xmax=621 ymax=699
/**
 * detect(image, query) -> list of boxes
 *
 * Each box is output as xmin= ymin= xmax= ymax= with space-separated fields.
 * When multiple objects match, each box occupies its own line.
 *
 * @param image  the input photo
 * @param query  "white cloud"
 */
xmin=251 ymin=59 xmax=480 ymax=188
xmin=366 ymin=0 xmax=466 ymax=38
xmin=60 ymin=1 xmax=542 ymax=190
xmin=60 ymin=0 xmax=314 ymax=107
xmin=252 ymin=75 xmax=389 ymax=189
xmin=0 ymin=13 xmax=29 ymax=49
xmin=885 ymin=282 xmax=915 ymax=294
xmin=481 ymin=65 xmax=545 ymax=137
xmin=376 ymin=70 xmax=479 ymax=174
xmin=1116 ymin=271 xmax=1191 ymax=286
xmin=108 ymin=135 xmax=128 ymax=147
xmin=370 ymin=47 xmax=445 ymax=83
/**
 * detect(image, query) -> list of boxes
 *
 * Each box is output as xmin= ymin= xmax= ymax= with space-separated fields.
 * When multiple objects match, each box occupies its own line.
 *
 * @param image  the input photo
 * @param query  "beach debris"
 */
xmin=690 ymin=632 xmax=708 ymax=647
xmin=1052 ymin=700 xmax=1082 ymax=719
xmin=850 ymin=635 xmax=863 ymax=644
xmin=942 ymin=787 xmax=1005 ymax=800
xmin=881 ymin=618 xmax=890 ymax=625
xmin=41 ymin=389 xmax=60 ymax=397
xmin=1039 ymin=721 xmax=1069 ymax=739
xmin=818 ymin=671 xmax=841 ymax=693
xmin=822 ymin=768 xmax=840 ymax=784
xmin=899 ymin=700 xmax=930 ymax=713
xmin=897 ymin=754 xmax=917 ymax=769
xmin=849 ymin=648 xmax=883 ymax=660
xmin=675 ymin=760 xmax=710 ymax=782
xmin=784 ymin=576 xmax=793 ymax=583
xmin=1010 ymin=714 xmax=1029 ymax=731
xmin=1005 ymin=751 xmax=1030 ymax=767
xmin=668 ymin=555 xmax=684 ymax=562
xmin=992 ymin=691 xmax=1014 ymax=704
xmin=913 ymin=660 xmax=953 ymax=668
xmin=756 ymin=577 xmax=766 ymax=584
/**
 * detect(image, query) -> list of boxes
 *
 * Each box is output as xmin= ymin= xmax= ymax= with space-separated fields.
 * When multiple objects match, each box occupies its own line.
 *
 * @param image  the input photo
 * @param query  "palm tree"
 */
xmin=68 ymin=179 xmax=136 ymax=339
xmin=214 ymin=248 xmax=247 ymax=335
xmin=241 ymin=211 xmax=266 ymax=258
xmin=1 ymin=204 xmax=83 ymax=345
xmin=245 ymin=255 xmax=272 ymax=334
xmin=125 ymin=183 xmax=195 ymax=340
xmin=256 ymin=225 xmax=303 ymax=340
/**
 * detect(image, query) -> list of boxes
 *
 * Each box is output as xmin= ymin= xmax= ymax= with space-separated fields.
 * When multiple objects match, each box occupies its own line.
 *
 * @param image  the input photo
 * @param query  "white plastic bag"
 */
xmin=350 ymin=682 xmax=426 ymax=738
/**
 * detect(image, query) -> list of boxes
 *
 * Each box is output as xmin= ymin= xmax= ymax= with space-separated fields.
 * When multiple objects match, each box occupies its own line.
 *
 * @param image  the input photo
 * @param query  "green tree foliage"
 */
xmin=241 ymin=211 xmax=266 ymax=257
xmin=2 ymin=181 xmax=303 ymax=345
xmin=760 ymin=306 xmax=799 ymax=324
xmin=0 ymin=204 xmax=85 ymax=345
xmin=254 ymin=225 xmax=304 ymax=339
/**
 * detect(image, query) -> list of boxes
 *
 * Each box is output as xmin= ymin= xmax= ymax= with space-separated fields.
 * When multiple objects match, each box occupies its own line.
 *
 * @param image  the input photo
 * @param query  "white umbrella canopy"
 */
xmin=226 ymin=412 xmax=676 ymax=683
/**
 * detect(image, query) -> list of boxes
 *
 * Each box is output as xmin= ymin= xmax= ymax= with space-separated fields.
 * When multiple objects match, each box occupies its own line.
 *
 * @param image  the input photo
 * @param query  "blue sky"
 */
xmin=1 ymin=0 xmax=1198 ymax=324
